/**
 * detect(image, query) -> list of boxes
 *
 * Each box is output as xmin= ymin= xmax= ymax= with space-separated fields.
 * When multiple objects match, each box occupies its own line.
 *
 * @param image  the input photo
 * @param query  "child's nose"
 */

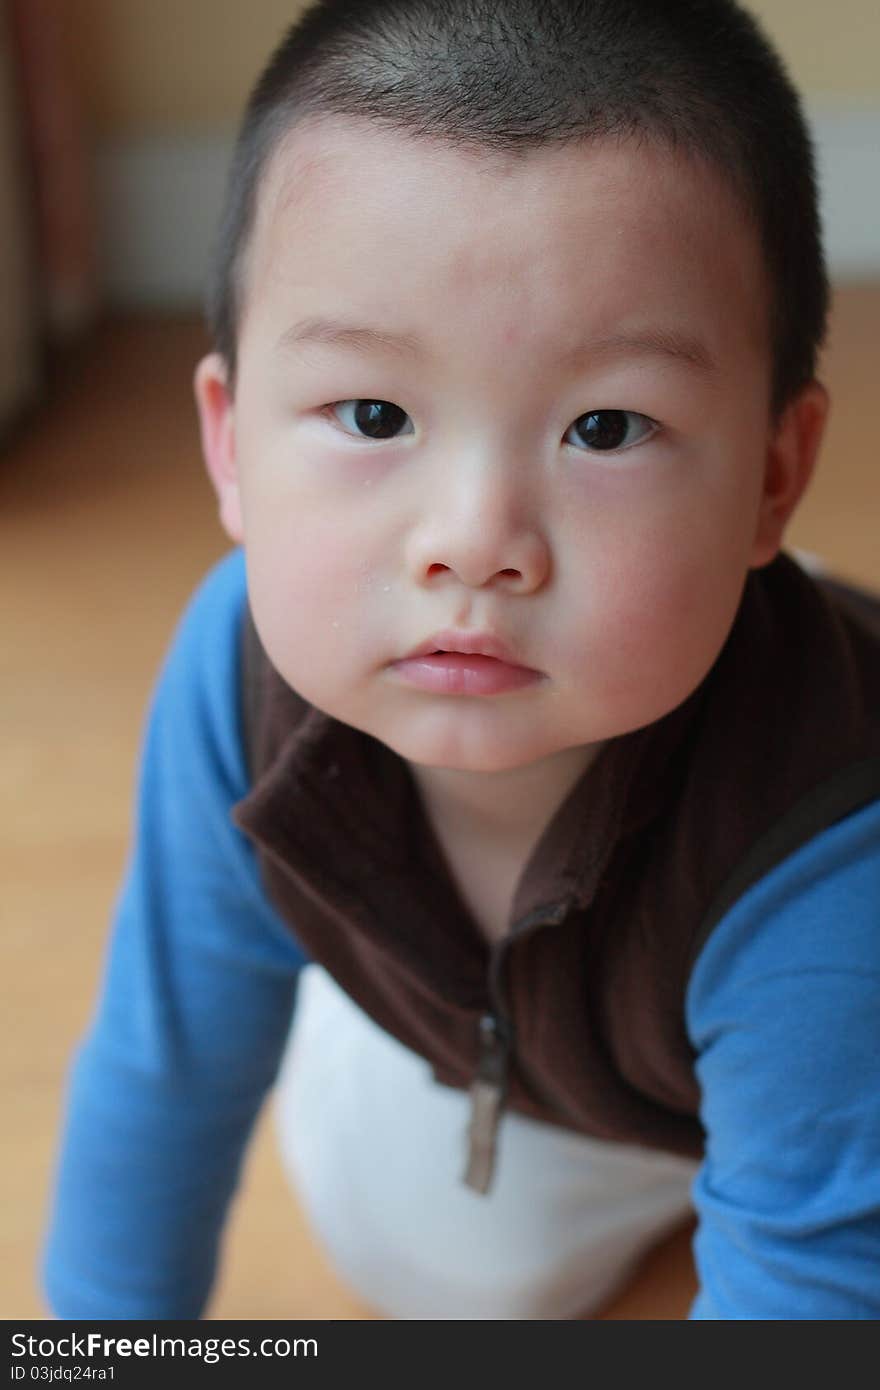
xmin=408 ymin=488 xmax=550 ymax=592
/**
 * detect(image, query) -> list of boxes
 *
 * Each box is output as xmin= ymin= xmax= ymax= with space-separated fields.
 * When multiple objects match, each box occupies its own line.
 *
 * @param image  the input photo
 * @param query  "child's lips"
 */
xmin=389 ymin=652 xmax=544 ymax=696
xmin=403 ymin=626 xmax=536 ymax=669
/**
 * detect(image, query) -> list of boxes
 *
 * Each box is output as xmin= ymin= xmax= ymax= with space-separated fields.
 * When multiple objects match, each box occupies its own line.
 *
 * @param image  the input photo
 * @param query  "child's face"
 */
xmin=195 ymin=117 xmax=826 ymax=790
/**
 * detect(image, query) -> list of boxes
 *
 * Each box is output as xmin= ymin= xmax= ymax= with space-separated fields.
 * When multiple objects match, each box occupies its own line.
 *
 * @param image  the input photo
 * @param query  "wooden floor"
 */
xmin=2 ymin=289 xmax=878 ymax=1321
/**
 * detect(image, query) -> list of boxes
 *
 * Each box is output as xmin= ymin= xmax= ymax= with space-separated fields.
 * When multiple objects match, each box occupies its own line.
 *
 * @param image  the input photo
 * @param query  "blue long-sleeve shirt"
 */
xmin=41 ymin=547 xmax=880 ymax=1319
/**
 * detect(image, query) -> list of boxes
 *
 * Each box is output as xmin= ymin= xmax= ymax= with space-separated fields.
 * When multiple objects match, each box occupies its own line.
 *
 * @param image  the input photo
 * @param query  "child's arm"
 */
xmin=41 ymin=549 xmax=308 ymax=1319
xmin=685 ymin=796 xmax=880 ymax=1319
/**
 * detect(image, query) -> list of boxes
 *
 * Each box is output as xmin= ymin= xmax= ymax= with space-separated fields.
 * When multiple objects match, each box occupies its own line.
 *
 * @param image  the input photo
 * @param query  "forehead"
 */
xmin=241 ymin=115 xmax=769 ymax=370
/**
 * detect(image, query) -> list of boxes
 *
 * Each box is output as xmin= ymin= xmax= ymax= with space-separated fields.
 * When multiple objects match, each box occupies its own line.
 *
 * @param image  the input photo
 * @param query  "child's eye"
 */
xmin=323 ymin=399 xmax=414 ymax=440
xmin=563 ymin=409 xmax=659 ymax=453
xmin=321 ymin=400 xmax=658 ymax=453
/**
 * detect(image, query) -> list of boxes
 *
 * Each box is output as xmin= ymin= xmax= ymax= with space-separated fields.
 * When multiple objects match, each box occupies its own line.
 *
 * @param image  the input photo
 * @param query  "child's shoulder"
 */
xmin=163 ymin=546 xmax=247 ymax=675
xmin=725 ymin=549 xmax=880 ymax=731
xmin=148 ymin=547 xmax=249 ymax=772
xmin=180 ymin=545 xmax=247 ymax=629
xmin=672 ymin=551 xmax=880 ymax=971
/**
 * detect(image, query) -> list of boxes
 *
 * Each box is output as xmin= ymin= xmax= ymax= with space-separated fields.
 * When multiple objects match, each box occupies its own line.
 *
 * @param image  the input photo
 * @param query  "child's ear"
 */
xmin=749 ymin=378 xmax=831 ymax=570
xmin=193 ymin=352 xmax=244 ymax=544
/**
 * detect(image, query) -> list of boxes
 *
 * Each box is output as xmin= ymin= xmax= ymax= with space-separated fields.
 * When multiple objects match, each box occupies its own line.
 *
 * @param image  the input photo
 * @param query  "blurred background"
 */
xmin=1 ymin=0 xmax=878 ymax=1320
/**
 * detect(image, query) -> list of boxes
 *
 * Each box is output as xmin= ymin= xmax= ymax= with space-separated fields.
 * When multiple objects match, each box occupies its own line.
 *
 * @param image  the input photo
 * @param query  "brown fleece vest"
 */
xmin=231 ymin=552 xmax=880 ymax=1191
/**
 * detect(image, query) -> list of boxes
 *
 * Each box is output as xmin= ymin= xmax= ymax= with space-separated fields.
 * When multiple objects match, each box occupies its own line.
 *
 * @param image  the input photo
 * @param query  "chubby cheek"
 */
xmin=241 ymin=507 xmax=372 ymax=699
xmin=555 ymin=440 xmax=762 ymax=725
xmin=560 ymin=533 xmax=750 ymax=728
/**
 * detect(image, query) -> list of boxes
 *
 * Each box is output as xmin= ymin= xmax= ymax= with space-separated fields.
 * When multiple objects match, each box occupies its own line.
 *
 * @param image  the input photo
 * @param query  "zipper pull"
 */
xmin=462 ymin=1013 xmax=510 ymax=1195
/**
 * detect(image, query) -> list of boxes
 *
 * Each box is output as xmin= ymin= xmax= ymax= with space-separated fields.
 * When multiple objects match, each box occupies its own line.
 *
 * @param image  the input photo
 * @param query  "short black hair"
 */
xmin=205 ymin=0 xmax=829 ymax=423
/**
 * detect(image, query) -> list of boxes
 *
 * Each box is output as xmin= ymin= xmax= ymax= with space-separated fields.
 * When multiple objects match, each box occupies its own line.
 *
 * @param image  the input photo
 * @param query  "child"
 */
xmin=43 ymin=0 xmax=880 ymax=1319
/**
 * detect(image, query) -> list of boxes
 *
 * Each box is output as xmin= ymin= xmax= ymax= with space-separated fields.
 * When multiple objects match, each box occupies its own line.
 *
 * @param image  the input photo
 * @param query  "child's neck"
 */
xmin=409 ymin=740 xmax=604 ymax=854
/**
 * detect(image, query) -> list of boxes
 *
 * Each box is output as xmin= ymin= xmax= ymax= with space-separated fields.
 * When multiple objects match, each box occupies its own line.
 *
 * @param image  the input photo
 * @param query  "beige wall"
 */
xmin=66 ymin=1 xmax=309 ymax=136
xmin=67 ymin=0 xmax=879 ymax=139
xmin=756 ymin=0 xmax=880 ymax=100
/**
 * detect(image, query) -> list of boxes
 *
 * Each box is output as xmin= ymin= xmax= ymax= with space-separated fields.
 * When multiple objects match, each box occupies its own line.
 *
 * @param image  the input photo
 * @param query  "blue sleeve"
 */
xmin=41 ymin=547 xmax=309 ymax=1319
xmin=685 ymin=796 xmax=880 ymax=1319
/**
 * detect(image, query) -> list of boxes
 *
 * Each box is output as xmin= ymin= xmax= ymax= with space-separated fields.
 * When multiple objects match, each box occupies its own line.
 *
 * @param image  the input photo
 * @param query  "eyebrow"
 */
xmin=276 ymin=315 xmax=719 ymax=377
